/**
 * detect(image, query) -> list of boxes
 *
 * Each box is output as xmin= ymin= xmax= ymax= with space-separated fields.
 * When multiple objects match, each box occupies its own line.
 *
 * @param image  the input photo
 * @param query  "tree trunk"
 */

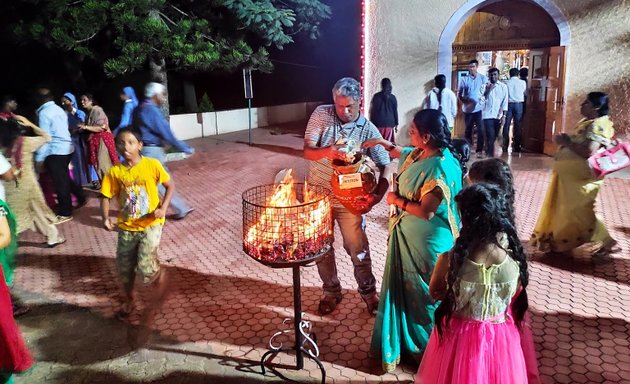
xmin=63 ymin=55 xmax=88 ymax=91
xmin=149 ymin=56 xmax=170 ymax=118
xmin=183 ymin=79 xmax=198 ymax=113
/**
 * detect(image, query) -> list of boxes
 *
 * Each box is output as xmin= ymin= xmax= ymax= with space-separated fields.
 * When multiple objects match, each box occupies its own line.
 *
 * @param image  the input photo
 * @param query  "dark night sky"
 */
xmin=0 ymin=1 xmax=360 ymax=121
xmin=191 ymin=0 xmax=361 ymax=110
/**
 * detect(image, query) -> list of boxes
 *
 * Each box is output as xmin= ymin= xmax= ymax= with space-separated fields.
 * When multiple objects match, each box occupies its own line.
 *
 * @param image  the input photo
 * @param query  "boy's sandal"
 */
xmin=318 ymin=293 xmax=343 ymax=315
xmin=115 ymin=309 xmax=131 ymax=321
xmin=12 ymin=299 xmax=30 ymax=317
xmin=116 ymin=302 xmax=133 ymax=321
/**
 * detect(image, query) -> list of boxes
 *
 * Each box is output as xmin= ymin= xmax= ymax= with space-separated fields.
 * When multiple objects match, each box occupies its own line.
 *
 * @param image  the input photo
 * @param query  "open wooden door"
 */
xmin=543 ymin=46 xmax=566 ymax=155
xmin=522 ymin=49 xmax=548 ymax=153
xmin=521 ymin=47 xmax=567 ymax=154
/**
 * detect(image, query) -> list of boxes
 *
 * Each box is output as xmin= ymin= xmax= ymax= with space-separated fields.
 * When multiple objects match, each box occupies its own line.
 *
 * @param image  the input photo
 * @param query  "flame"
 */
xmin=245 ymin=170 xmax=331 ymax=262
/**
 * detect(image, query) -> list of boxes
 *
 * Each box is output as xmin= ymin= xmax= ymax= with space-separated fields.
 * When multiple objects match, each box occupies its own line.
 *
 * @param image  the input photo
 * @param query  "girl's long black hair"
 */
xmin=434 ymin=183 xmax=529 ymax=339
xmin=468 ymin=158 xmax=516 ymax=222
xmin=0 ymin=117 xmax=23 ymax=149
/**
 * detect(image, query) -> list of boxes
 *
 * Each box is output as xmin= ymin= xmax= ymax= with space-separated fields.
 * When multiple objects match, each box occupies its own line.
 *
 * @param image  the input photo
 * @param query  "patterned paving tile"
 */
xmin=12 ymin=123 xmax=630 ymax=383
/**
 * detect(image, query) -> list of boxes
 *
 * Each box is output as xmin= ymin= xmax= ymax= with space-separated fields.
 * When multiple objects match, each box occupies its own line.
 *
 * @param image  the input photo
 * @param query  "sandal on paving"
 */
xmin=594 ymin=239 xmax=621 ymax=257
xmin=116 ymin=302 xmax=133 ymax=321
xmin=11 ymin=295 xmax=30 ymax=317
xmin=361 ymin=292 xmax=380 ymax=316
xmin=318 ymin=293 xmax=343 ymax=315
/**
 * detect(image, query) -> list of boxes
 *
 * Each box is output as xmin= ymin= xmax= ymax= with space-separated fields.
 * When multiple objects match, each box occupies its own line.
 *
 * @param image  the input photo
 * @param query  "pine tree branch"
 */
xmin=169 ymin=4 xmax=190 ymax=18
xmin=75 ymin=31 xmax=98 ymax=44
xmin=158 ymin=11 xmax=177 ymax=28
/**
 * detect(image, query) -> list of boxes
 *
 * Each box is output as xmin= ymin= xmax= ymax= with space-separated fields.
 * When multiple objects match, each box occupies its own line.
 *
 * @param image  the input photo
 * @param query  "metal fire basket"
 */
xmin=242 ymin=183 xmax=332 ymax=383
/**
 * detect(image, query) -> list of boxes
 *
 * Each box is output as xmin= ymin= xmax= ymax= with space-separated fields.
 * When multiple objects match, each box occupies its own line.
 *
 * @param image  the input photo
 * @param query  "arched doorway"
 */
xmin=438 ymin=0 xmax=571 ymax=155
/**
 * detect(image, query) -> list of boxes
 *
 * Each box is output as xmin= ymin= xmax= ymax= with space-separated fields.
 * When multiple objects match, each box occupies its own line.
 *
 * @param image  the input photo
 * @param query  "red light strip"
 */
xmin=360 ymin=0 xmax=366 ymax=114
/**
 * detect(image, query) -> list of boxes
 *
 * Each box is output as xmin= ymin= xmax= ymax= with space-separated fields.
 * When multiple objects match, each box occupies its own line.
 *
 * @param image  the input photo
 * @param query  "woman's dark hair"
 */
xmin=468 ymin=158 xmax=515 ymax=222
xmin=434 ymin=183 xmax=529 ymax=339
xmin=81 ymin=93 xmax=96 ymax=103
xmin=1 ymin=95 xmax=16 ymax=108
xmin=115 ymin=126 xmax=143 ymax=143
xmin=413 ymin=109 xmax=466 ymax=172
xmin=434 ymin=74 xmax=446 ymax=88
xmin=0 ymin=117 xmax=23 ymax=149
xmin=587 ymin=91 xmax=609 ymax=117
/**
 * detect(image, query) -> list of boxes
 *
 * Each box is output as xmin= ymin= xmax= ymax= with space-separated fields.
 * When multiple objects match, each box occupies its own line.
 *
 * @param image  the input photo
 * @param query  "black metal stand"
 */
xmin=260 ymin=265 xmax=326 ymax=384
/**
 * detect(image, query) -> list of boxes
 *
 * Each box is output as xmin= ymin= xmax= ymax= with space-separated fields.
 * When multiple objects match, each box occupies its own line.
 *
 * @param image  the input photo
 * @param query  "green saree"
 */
xmin=0 ymin=200 xmax=18 ymax=286
xmin=371 ymin=147 xmax=462 ymax=372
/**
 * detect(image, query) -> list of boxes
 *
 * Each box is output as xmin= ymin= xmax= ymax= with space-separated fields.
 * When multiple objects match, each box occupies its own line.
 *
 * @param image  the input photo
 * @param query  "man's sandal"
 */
xmin=318 ymin=293 xmax=343 ymax=315
xmin=361 ymin=292 xmax=380 ymax=316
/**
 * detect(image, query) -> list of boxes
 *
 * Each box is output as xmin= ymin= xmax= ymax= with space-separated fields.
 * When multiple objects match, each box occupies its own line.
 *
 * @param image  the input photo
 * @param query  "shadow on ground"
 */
xmin=16 ymin=253 xmax=384 ymax=375
xmin=532 ymin=245 xmax=630 ymax=286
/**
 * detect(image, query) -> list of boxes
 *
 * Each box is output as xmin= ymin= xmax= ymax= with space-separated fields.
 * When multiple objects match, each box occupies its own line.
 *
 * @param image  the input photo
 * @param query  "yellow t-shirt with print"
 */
xmin=101 ymin=157 xmax=171 ymax=231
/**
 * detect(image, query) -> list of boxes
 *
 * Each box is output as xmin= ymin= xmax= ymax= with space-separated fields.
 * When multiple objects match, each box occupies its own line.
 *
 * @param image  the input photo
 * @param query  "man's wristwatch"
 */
xmin=385 ymin=142 xmax=396 ymax=152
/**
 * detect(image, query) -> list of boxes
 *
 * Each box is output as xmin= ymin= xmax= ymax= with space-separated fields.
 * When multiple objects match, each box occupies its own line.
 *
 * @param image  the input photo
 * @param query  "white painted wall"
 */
xmin=168 ymin=113 xmax=203 ymax=140
xmin=169 ymin=102 xmax=319 ymax=140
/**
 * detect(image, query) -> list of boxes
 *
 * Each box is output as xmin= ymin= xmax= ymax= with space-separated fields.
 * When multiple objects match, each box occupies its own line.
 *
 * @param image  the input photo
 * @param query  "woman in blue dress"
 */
xmin=363 ymin=109 xmax=463 ymax=372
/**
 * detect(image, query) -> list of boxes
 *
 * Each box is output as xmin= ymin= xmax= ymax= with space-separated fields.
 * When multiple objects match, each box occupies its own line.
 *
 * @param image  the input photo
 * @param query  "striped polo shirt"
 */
xmin=304 ymin=104 xmax=390 ymax=191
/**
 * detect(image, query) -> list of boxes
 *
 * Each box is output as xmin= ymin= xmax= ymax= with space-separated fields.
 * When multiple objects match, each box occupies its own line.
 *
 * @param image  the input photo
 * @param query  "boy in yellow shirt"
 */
xmin=100 ymin=127 xmax=174 ymax=320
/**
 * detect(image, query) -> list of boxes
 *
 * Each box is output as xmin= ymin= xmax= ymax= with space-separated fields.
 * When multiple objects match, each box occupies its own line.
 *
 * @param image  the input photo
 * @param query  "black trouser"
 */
xmin=464 ymin=111 xmax=484 ymax=153
xmin=45 ymin=154 xmax=85 ymax=216
xmin=482 ymin=119 xmax=501 ymax=157
xmin=503 ymin=102 xmax=524 ymax=152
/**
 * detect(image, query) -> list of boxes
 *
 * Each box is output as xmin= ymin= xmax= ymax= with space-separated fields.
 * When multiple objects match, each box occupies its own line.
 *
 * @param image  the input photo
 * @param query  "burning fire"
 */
xmin=244 ymin=170 xmax=332 ymax=263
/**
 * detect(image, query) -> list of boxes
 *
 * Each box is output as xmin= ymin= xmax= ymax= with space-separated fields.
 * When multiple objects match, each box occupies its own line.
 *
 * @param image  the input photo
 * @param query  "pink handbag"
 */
xmin=588 ymin=141 xmax=630 ymax=177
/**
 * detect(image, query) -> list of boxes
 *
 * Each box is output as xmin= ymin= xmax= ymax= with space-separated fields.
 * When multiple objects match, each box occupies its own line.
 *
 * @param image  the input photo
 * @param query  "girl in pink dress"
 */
xmin=468 ymin=158 xmax=541 ymax=384
xmin=416 ymin=183 xmax=533 ymax=384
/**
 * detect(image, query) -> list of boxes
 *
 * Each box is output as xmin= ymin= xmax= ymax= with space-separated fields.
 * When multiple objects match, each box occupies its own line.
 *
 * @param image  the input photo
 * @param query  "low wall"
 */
xmin=169 ymin=101 xmax=322 ymax=140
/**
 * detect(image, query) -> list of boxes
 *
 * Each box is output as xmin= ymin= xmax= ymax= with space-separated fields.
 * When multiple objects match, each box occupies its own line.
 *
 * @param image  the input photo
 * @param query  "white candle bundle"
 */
xmin=389 ymin=173 xmax=398 ymax=217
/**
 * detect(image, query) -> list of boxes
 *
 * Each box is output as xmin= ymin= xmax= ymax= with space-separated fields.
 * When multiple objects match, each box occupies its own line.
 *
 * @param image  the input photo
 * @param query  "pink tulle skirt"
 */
xmin=415 ymin=314 xmax=529 ymax=384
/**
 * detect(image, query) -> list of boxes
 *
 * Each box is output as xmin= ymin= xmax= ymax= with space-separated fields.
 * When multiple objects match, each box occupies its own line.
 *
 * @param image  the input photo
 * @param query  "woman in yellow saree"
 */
xmin=532 ymin=92 xmax=619 ymax=256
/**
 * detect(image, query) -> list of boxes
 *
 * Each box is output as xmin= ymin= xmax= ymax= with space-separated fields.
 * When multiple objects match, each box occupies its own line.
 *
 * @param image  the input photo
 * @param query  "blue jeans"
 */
xmin=316 ymin=205 xmax=376 ymax=297
xmin=141 ymin=146 xmax=191 ymax=216
xmin=503 ymin=102 xmax=524 ymax=152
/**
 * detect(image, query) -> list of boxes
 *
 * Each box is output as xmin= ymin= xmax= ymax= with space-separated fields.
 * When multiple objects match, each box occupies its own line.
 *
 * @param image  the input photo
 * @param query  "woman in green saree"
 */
xmin=0 ymin=200 xmax=17 ymax=288
xmin=1 ymin=198 xmax=32 ymax=384
xmin=363 ymin=109 xmax=463 ymax=372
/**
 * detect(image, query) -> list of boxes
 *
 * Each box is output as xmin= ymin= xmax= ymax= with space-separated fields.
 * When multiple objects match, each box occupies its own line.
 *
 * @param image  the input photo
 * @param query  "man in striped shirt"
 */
xmin=304 ymin=77 xmax=391 ymax=316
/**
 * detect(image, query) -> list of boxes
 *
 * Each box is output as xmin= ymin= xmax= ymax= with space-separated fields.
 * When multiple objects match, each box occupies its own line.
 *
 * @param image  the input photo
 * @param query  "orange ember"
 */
xmin=244 ymin=170 xmax=332 ymax=263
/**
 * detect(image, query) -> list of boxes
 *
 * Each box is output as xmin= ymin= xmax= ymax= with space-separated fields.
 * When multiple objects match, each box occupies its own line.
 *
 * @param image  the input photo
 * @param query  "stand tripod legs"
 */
xmin=259 ymin=265 xmax=326 ymax=383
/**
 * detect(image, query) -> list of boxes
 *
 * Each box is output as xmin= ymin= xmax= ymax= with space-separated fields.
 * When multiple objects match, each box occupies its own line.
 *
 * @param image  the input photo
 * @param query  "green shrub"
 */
xmin=198 ymin=93 xmax=214 ymax=112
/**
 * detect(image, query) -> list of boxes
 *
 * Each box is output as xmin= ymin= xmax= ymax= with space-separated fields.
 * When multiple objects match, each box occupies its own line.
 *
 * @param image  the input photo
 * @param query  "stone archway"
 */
xmin=437 ymin=0 xmax=571 ymax=88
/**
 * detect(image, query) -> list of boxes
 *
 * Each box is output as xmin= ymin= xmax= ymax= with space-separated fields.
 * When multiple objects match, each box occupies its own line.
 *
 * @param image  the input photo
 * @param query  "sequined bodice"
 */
xmin=454 ymin=238 xmax=520 ymax=322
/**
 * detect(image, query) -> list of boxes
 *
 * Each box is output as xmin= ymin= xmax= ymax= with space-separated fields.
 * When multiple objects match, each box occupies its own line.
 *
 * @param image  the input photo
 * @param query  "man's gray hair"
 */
xmin=145 ymin=82 xmax=166 ymax=98
xmin=332 ymin=77 xmax=361 ymax=101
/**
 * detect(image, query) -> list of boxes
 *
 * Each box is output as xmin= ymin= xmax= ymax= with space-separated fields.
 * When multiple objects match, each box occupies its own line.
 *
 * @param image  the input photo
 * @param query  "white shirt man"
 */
xmin=479 ymin=69 xmax=508 ymax=157
xmin=503 ymin=69 xmax=528 ymax=153
xmin=423 ymin=86 xmax=458 ymax=130
xmin=506 ymin=75 xmax=527 ymax=103
xmin=457 ymin=60 xmax=488 ymax=154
